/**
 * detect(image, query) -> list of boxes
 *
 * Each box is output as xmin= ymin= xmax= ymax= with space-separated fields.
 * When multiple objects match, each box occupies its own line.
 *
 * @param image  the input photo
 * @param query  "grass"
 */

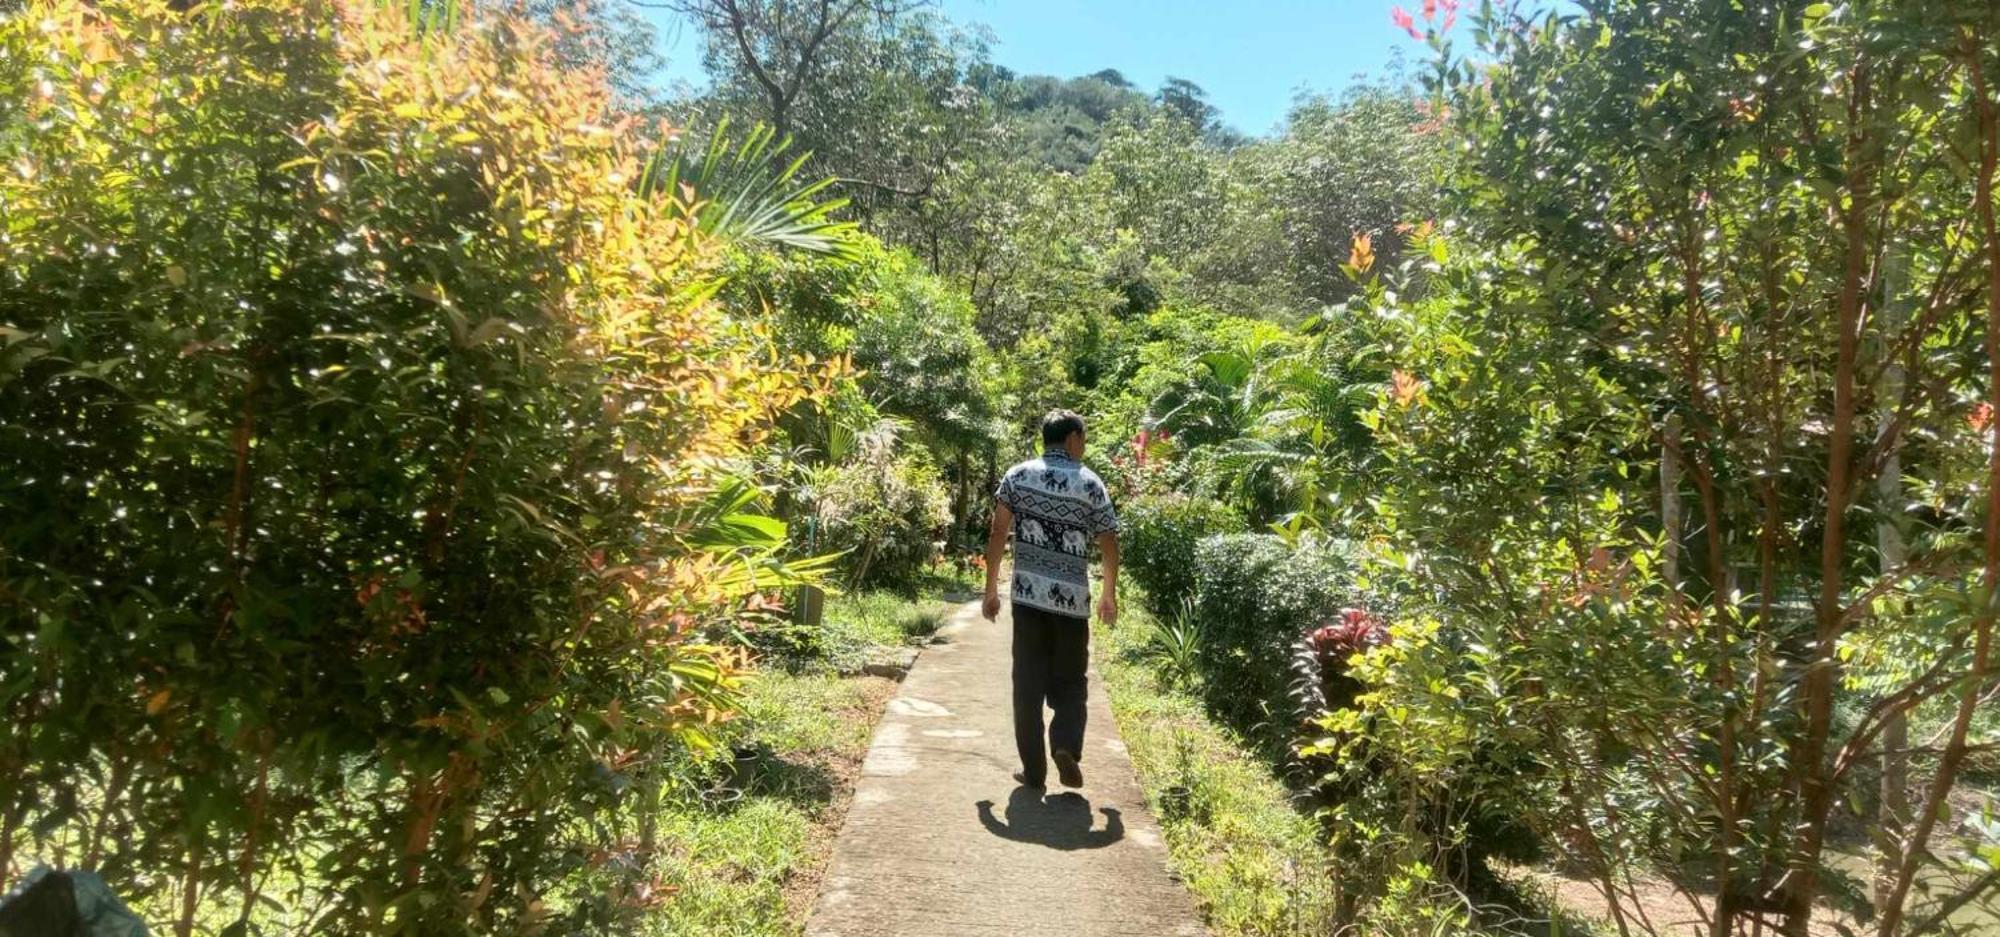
xmin=758 ymin=580 xmax=966 ymax=674
xmin=815 ymin=590 xmax=949 ymax=662
xmin=642 ymin=582 xmax=968 ymax=936
xmin=643 ymin=670 xmax=898 ymax=937
xmin=1099 ymin=600 xmax=1341 ymax=936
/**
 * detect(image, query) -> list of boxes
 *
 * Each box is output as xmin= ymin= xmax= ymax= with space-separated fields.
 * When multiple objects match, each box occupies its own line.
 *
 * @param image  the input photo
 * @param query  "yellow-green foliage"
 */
xmin=0 ymin=1 xmax=828 ymax=932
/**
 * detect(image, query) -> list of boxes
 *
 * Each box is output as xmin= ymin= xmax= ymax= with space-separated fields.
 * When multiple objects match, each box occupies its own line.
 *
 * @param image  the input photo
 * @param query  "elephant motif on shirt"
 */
xmin=1021 ymin=519 xmax=1050 ymax=547
xmin=1039 ymin=470 xmax=1071 ymax=494
xmin=1061 ymin=529 xmax=1088 ymax=556
xmin=1046 ymin=583 xmax=1080 ymax=611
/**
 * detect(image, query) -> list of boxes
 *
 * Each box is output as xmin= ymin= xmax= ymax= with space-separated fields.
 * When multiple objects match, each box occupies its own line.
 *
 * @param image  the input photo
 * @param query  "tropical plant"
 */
xmin=1145 ymin=598 xmax=1207 ymax=691
xmin=639 ymin=119 xmax=858 ymax=256
xmin=803 ymin=419 xmax=952 ymax=587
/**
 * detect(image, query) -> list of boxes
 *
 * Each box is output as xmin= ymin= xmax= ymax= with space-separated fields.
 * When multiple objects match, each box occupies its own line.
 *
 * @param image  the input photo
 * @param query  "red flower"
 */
xmin=1391 ymin=5 xmax=1421 ymax=39
xmin=1422 ymin=0 xmax=1437 ymax=19
xmin=1972 ymin=402 xmax=1995 ymax=434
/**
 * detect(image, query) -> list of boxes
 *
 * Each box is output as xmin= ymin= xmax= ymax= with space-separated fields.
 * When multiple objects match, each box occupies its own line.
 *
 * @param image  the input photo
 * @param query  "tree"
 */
xmin=655 ymin=0 xmax=916 ymax=137
xmin=0 ymin=3 xmax=827 ymax=930
xmin=526 ymin=0 xmax=665 ymax=106
xmin=1231 ymin=82 xmax=1441 ymax=307
xmin=1158 ymin=76 xmax=1219 ymax=133
xmin=1331 ymin=1 xmax=2000 ymax=932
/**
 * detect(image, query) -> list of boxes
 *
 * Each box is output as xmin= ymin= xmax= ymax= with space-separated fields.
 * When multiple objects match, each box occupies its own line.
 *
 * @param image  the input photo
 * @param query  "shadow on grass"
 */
xmin=721 ymin=743 xmax=840 ymax=810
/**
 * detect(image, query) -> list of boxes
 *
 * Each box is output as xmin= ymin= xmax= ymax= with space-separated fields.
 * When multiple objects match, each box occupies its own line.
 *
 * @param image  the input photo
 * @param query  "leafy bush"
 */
xmin=0 ymin=2 xmax=822 ymax=932
xmin=1122 ymin=493 xmax=1246 ymax=612
xmin=1306 ymin=618 xmax=1545 ymax=914
xmin=1188 ymin=534 xmax=1360 ymax=740
xmin=809 ymin=429 xmax=951 ymax=588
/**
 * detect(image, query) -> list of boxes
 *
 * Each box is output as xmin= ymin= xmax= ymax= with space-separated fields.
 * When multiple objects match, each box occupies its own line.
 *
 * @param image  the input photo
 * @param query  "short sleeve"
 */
xmin=994 ymin=469 xmax=1019 ymax=512
xmin=1088 ymin=478 xmax=1118 ymax=537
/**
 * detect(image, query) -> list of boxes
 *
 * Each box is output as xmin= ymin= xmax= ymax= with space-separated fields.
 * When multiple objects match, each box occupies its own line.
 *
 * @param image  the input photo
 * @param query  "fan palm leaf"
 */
xmin=638 ymin=119 xmax=859 ymax=257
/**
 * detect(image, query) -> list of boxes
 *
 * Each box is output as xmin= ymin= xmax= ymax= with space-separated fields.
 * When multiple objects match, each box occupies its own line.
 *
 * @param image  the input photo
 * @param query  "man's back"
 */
xmin=996 ymin=450 xmax=1116 ymax=619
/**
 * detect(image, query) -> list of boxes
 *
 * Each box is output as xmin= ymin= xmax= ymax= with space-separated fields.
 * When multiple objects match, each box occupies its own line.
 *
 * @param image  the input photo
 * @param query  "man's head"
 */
xmin=1041 ymin=409 xmax=1086 ymax=459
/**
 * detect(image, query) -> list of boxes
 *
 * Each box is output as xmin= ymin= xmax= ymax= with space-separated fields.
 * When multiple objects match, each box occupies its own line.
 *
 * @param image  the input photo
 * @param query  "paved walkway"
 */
xmin=806 ymin=601 xmax=1207 ymax=937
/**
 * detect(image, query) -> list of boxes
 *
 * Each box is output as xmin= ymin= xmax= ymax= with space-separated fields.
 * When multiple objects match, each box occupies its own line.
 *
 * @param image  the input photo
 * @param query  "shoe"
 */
xmin=1051 ymin=749 xmax=1083 ymax=788
xmin=1012 ymin=771 xmax=1045 ymax=789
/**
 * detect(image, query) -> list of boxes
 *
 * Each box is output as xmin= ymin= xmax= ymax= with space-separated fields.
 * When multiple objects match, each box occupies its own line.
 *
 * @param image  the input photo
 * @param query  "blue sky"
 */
xmin=636 ymin=0 xmax=1420 ymax=137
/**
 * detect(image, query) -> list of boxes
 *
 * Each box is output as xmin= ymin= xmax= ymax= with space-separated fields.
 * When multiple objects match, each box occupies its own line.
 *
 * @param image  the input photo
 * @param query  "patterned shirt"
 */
xmin=995 ymin=449 xmax=1119 ymax=619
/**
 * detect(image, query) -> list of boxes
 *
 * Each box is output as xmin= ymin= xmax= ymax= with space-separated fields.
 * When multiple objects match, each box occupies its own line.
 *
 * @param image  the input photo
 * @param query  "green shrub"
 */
xmin=1123 ymin=493 xmax=1247 ymax=612
xmin=1189 ymin=534 xmax=1360 ymax=740
xmin=0 ymin=3 xmax=819 ymax=931
xmin=811 ymin=439 xmax=951 ymax=588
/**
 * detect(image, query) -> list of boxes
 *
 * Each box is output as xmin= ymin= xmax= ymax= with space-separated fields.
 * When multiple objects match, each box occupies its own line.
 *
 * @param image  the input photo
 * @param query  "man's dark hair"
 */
xmin=1041 ymin=409 xmax=1086 ymax=447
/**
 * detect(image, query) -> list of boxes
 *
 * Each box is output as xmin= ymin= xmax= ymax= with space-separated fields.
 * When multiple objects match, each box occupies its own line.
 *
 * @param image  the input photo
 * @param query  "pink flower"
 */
xmin=1422 ymin=0 xmax=1437 ymax=20
xmin=1391 ymin=5 xmax=1421 ymax=39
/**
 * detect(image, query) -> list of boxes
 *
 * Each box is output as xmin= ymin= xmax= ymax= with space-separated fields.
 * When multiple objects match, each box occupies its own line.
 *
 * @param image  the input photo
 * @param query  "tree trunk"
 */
xmin=1785 ymin=59 xmax=1875 ymax=937
xmin=1661 ymin=414 xmax=1683 ymax=603
xmin=1876 ymin=37 xmax=2000 ymax=935
xmin=1872 ymin=247 xmax=1911 ymax=914
xmin=953 ymin=449 xmax=970 ymax=549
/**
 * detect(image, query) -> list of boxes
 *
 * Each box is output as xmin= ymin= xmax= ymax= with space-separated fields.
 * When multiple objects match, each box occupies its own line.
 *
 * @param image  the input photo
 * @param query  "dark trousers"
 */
xmin=1011 ymin=603 xmax=1090 ymax=785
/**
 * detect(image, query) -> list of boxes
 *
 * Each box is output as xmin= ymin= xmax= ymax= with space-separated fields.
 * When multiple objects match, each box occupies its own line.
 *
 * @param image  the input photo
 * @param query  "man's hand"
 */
xmin=1096 ymin=592 xmax=1117 ymax=626
xmin=982 ymin=591 xmax=1002 ymax=621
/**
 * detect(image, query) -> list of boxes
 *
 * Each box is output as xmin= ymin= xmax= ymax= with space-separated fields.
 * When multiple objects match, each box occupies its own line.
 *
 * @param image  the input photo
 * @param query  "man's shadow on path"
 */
xmin=975 ymin=786 xmax=1124 ymax=850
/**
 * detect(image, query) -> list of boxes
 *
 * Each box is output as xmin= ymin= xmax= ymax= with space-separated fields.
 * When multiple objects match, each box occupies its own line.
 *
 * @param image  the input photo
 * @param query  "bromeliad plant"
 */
xmin=1290 ymin=608 xmax=1388 ymax=719
xmin=0 ymin=1 xmax=831 ymax=933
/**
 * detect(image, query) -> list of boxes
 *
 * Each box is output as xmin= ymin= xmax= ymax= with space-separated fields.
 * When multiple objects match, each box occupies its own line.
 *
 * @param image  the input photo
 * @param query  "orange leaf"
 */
xmin=146 ymin=689 xmax=171 ymax=715
xmin=1349 ymin=232 xmax=1375 ymax=273
xmin=1390 ymin=369 xmax=1424 ymax=407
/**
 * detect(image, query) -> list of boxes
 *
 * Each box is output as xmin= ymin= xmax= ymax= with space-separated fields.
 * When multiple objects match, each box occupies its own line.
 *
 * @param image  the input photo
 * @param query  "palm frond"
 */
xmin=638 ymin=119 xmax=859 ymax=257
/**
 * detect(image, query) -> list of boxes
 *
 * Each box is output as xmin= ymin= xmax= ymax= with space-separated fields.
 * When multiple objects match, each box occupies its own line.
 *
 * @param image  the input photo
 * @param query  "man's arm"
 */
xmin=1096 ymin=532 xmax=1119 ymax=626
xmin=982 ymin=502 xmax=1012 ymax=620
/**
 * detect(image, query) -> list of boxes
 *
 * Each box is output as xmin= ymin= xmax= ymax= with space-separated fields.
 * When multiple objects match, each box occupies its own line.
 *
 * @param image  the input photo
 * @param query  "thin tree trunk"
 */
xmin=1785 ymin=58 xmax=1875 ymax=937
xmin=1661 ymin=414 xmax=1684 ymax=605
xmin=177 ymin=833 xmax=204 ymax=937
xmin=1877 ymin=36 xmax=2000 ymax=936
xmin=953 ymin=450 xmax=970 ymax=548
xmin=1872 ymin=247 xmax=1912 ymax=914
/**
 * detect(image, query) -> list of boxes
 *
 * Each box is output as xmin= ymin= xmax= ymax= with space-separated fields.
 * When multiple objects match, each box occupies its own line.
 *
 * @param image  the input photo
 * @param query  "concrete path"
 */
xmin=806 ymin=601 xmax=1207 ymax=937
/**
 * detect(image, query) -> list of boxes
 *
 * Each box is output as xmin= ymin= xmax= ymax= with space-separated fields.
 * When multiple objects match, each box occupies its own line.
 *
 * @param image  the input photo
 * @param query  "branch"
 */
xmin=1903 ymin=869 xmax=2000 ymax=937
xmin=1831 ymin=641 xmax=1969 ymax=784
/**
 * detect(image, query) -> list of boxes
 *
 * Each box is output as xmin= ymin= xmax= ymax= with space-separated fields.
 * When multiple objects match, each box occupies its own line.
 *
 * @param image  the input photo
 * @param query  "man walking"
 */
xmin=982 ymin=410 xmax=1119 ymax=789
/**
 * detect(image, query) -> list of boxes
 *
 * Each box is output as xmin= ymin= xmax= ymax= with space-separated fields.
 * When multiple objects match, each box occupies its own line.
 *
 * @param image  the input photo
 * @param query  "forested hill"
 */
xmin=614 ymin=3 xmax=1439 ymax=332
